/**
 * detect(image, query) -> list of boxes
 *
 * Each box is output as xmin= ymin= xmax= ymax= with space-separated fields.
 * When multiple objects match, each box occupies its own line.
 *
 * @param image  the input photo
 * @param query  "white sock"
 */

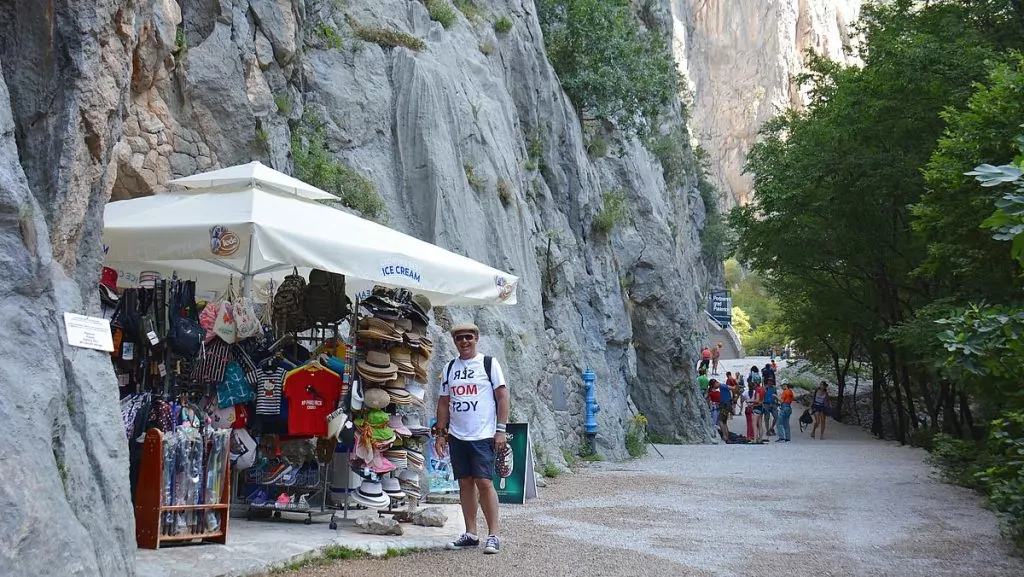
xmin=465 ymin=532 xmax=477 ymax=539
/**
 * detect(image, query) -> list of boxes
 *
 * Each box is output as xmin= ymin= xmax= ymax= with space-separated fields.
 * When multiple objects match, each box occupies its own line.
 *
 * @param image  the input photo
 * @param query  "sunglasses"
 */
xmin=454 ymin=334 xmax=476 ymax=342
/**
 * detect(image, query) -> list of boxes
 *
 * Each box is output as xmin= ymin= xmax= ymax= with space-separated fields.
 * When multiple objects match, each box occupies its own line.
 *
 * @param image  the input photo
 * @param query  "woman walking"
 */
xmin=751 ymin=380 xmax=766 ymax=442
xmin=811 ymin=381 xmax=831 ymax=439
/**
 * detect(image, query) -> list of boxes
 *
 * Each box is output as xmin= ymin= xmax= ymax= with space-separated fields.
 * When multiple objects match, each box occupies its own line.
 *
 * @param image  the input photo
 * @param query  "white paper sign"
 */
xmin=63 ymin=312 xmax=114 ymax=352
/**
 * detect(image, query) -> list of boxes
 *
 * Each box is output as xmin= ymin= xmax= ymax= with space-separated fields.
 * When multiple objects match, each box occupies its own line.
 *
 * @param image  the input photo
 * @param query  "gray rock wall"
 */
xmin=0 ymin=1 xmax=137 ymax=573
xmin=0 ymin=0 xmax=731 ymax=573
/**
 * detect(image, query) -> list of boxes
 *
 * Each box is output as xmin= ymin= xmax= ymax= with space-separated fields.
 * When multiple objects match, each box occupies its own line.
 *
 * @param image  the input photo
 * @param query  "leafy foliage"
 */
xmin=592 ymin=188 xmax=628 ymax=235
xmin=538 ymin=0 xmax=679 ymax=138
xmin=290 ymin=111 xmax=387 ymax=221
xmin=625 ymin=414 xmax=649 ymax=458
xmin=346 ymin=15 xmax=426 ymax=51
xmin=494 ymin=16 xmax=513 ymax=34
xmin=426 ymin=0 xmax=457 ymax=29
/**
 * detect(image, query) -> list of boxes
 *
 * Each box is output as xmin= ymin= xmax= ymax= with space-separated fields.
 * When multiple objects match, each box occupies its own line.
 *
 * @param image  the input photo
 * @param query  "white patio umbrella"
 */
xmin=102 ymin=164 xmax=519 ymax=306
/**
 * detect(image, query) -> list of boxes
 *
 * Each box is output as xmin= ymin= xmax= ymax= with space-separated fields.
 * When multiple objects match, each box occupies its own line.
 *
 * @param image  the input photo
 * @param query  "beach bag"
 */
xmin=214 ymin=301 xmax=237 ymax=343
xmin=304 ymin=269 xmax=348 ymax=324
xmin=800 ymin=409 xmax=813 ymax=425
xmin=234 ymin=294 xmax=261 ymax=339
xmin=217 ymin=360 xmax=254 ymax=408
xmin=167 ymin=281 xmax=203 ymax=356
xmin=199 ymin=301 xmax=220 ymax=342
xmin=274 ymin=267 xmax=309 ymax=332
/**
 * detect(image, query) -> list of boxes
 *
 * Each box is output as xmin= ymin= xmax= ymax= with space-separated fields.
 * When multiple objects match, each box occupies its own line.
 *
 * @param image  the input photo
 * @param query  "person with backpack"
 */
xmin=777 ymin=382 xmax=795 ymax=442
xmin=811 ymin=381 xmax=831 ymax=440
xmin=699 ymin=346 xmax=711 ymax=372
xmin=434 ymin=323 xmax=509 ymax=555
xmin=763 ymin=380 xmax=779 ymax=437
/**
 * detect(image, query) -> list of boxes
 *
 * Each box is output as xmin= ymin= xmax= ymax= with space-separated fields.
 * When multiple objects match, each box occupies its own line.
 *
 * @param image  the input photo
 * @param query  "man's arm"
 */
xmin=494 ymin=385 xmax=510 ymax=425
xmin=436 ymin=394 xmax=451 ymax=432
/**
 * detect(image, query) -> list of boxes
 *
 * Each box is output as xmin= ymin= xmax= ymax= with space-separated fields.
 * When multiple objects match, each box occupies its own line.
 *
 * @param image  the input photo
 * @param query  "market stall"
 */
xmin=103 ymin=162 xmax=518 ymax=548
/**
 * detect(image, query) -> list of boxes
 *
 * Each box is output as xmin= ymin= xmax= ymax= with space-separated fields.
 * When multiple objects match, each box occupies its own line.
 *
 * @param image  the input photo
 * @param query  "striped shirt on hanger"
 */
xmin=255 ymin=366 xmax=287 ymax=415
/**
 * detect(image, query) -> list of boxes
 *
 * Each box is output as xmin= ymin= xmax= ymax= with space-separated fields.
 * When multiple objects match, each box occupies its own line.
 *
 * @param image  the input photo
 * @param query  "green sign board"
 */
xmin=492 ymin=422 xmax=536 ymax=504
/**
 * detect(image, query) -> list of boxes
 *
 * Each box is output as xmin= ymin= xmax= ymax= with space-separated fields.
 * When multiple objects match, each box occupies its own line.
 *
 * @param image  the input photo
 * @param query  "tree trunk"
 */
xmin=958 ymin=385 xmax=978 ymax=441
xmin=887 ymin=350 xmax=907 ymax=444
xmin=915 ymin=368 xmax=938 ymax=429
xmin=853 ymin=367 xmax=862 ymax=426
xmin=872 ymin=355 xmax=884 ymax=438
xmin=941 ymin=379 xmax=960 ymax=437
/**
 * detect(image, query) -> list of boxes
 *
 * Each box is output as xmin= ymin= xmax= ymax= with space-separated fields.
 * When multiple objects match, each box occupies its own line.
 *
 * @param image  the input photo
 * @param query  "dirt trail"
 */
xmin=288 ymin=358 xmax=1024 ymax=577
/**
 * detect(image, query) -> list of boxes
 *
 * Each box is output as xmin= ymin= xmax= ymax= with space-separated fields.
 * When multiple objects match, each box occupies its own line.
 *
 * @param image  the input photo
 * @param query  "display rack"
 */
xmin=135 ymin=429 xmax=231 ymax=549
xmin=244 ymin=461 xmax=338 ymax=529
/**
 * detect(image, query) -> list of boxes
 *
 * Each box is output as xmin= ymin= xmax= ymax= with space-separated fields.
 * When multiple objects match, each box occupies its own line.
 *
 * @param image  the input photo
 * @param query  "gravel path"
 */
xmin=285 ymin=357 xmax=1024 ymax=577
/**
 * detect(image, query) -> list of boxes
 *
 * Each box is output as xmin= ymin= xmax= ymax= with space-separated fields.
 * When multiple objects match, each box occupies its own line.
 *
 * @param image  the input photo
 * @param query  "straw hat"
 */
xmin=388 ymin=414 xmax=411 ymax=437
xmin=357 ymin=317 xmax=403 ymax=341
xmin=357 ymin=350 xmax=398 ymax=382
xmin=383 ymin=378 xmax=407 ymax=390
xmin=388 ymin=388 xmax=413 ymax=405
xmin=363 ymin=387 xmax=391 ymax=410
xmin=381 ymin=477 xmax=405 ymax=500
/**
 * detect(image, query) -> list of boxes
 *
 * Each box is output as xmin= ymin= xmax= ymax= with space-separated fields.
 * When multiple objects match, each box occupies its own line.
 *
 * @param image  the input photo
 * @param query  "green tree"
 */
xmin=538 ymin=0 xmax=679 ymax=138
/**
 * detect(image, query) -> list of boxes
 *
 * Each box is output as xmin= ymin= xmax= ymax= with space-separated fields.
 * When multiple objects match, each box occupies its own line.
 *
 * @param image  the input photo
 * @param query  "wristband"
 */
xmin=496 ymin=424 xmax=507 ymax=433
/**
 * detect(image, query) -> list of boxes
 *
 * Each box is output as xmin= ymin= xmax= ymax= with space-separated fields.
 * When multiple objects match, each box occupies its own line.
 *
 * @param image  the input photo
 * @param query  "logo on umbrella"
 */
xmin=210 ymin=226 xmax=240 ymax=257
xmin=495 ymin=276 xmax=516 ymax=302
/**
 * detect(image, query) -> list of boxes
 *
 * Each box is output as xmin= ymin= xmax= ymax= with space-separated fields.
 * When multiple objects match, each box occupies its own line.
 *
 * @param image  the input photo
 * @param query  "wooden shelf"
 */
xmin=134 ymin=429 xmax=232 ymax=549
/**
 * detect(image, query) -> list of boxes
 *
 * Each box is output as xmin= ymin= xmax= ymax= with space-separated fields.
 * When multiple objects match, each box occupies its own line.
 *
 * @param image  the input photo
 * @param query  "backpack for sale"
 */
xmin=304 ymin=269 xmax=350 ymax=324
xmin=273 ymin=267 xmax=310 ymax=333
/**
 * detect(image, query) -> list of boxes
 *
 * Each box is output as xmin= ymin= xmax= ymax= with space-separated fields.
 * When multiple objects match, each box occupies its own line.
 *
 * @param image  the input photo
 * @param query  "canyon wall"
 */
xmin=670 ymin=0 xmax=863 ymax=206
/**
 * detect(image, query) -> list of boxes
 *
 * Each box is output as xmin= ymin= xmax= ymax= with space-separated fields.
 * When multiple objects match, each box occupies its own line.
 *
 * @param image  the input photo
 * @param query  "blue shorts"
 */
xmin=448 ymin=436 xmax=496 ymax=480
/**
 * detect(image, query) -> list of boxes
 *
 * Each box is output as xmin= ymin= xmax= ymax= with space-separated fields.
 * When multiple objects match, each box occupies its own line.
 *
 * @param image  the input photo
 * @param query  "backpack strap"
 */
xmin=444 ymin=359 xmax=456 ymax=391
xmin=483 ymin=355 xmax=494 ymax=388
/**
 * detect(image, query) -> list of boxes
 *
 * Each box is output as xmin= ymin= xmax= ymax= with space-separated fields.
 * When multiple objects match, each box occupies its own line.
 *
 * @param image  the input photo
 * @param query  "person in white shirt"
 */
xmin=434 ymin=322 xmax=510 ymax=555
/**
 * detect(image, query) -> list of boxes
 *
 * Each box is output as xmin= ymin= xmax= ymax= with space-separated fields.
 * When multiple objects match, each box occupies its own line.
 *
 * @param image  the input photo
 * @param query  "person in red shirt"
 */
xmin=706 ymin=380 xmax=721 ymax=429
xmin=725 ymin=371 xmax=739 ymax=415
xmin=282 ymin=365 xmax=341 ymax=437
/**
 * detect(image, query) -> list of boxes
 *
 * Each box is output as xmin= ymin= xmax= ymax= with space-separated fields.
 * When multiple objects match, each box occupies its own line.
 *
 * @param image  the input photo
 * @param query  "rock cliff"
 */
xmin=0 ymin=1 xmax=721 ymax=574
xmin=670 ymin=0 xmax=863 ymax=206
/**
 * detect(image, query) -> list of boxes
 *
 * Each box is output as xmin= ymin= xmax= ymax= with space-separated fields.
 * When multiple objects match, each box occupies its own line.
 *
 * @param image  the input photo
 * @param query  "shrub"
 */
xmin=974 ymin=412 xmax=1024 ymax=552
xmin=455 ymin=0 xmax=481 ymax=22
xmin=592 ymin=188 xmax=628 ymax=235
xmin=312 ymin=21 xmax=344 ymax=50
xmin=586 ymin=135 xmax=608 ymax=158
xmin=173 ymin=26 xmax=186 ymax=55
xmin=464 ymin=163 xmax=484 ymax=191
xmin=527 ymin=130 xmax=543 ymax=160
xmin=290 ymin=111 xmax=387 ymax=221
xmin=497 ymin=177 xmax=513 ymax=206
xmin=647 ymin=126 xmax=689 ymax=187
xmin=426 ymin=0 xmax=457 ymax=29
xmin=479 ymin=42 xmax=495 ymax=56
xmin=928 ymin=433 xmax=984 ymax=488
xmin=346 ymin=15 xmax=426 ymax=51
xmin=275 ymin=96 xmax=292 ymax=115
xmin=625 ymin=414 xmax=648 ymax=458
xmin=494 ymin=16 xmax=513 ymax=33
xmin=542 ymin=462 xmax=560 ymax=478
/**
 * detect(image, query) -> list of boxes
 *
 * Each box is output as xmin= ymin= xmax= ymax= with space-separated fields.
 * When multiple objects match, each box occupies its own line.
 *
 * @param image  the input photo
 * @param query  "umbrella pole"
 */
xmin=243 ymin=235 xmax=254 ymax=299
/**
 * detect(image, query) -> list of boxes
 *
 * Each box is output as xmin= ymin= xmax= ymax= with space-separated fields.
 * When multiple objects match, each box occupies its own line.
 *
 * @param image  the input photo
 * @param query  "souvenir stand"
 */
xmin=102 ymin=162 xmax=520 ymax=542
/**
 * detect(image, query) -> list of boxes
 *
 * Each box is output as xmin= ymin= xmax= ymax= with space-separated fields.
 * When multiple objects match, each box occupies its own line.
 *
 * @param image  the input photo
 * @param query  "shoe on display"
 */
xmin=247 ymin=488 xmax=268 ymax=506
xmin=445 ymin=533 xmax=480 ymax=550
xmin=265 ymin=462 xmax=287 ymax=483
xmin=270 ymin=465 xmax=294 ymax=484
xmin=275 ymin=493 xmax=291 ymax=508
xmin=484 ymin=535 xmax=501 ymax=554
xmin=298 ymin=493 xmax=310 ymax=509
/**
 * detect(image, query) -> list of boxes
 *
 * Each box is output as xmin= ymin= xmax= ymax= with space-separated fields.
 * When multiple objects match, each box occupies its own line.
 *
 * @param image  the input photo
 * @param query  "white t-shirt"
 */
xmin=440 ymin=353 xmax=507 ymax=441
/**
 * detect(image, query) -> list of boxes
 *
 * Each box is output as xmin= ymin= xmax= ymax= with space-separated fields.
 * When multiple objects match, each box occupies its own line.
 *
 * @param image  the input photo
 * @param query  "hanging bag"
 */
xmin=234 ymin=287 xmax=261 ymax=340
xmin=273 ymin=267 xmax=310 ymax=333
xmin=213 ymin=280 xmax=238 ymax=344
xmin=167 ymin=281 xmax=203 ymax=357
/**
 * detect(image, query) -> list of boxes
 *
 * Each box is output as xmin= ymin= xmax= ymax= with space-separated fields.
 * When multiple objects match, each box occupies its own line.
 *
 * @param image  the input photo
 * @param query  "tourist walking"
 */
xmin=435 ymin=323 xmax=509 ymax=554
xmin=717 ymin=378 xmax=734 ymax=441
xmin=711 ymin=342 xmax=722 ymax=375
xmin=777 ymin=382 xmax=794 ymax=442
xmin=752 ymin=379 xmax=766 ymax=442
xmin=763 ymin=380 xmax=778 ymax=436
xmin=810 ymin=381 xmax=831 ymax=440
xmin=707 ymin=380 xmax=721 ymax=429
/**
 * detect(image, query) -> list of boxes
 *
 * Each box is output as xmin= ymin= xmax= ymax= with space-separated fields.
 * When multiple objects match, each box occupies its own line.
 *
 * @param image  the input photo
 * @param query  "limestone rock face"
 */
xmin=0 ymin=2 xmax=137 ymax=576
xmin=669 ymin=0 xmax=863 ymax=206
xmin=0 ymin=1 xmax=742 ymax=573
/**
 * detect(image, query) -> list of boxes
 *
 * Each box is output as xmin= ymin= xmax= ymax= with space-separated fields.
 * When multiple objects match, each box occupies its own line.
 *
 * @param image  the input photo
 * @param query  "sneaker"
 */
xmin=445 ymin=533 xmax=480 ymax=550
xmin=484 ymin=535 xmax=500 ymax=554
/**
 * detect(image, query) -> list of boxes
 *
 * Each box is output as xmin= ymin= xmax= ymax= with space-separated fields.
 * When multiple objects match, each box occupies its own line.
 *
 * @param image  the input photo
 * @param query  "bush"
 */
xmin=494 ymin=16 xmax=513 ymax=34
xmin=346 ymin=15 xmax=426 ymax=51
xmin=625 ymin=414 xmax=648 ymax=458
xmin=592 ymin=188 xmax=628 ymax=235
xmin=975 ymin=412 xmax=1024 ymax=552
xmin=542 ymin=462 xmax=560 ymax=478
xmin=538 ymin=0 xmax=679 ymax=138
xmin=275 ymin=96 xmax=292 ymax=115
xmin=455 ymin=0 xmax=481 ymax=22
xmin=497 ymin=177 xmax=512 ymax=207
xmin=647 ymin=126 xmax=690 ymax=187
xmin=290 ymin=111 xmax=387 ymax=221
xmin=464 ymin=163 xmax=484 ymax=191
xmin=928 ymin=433 xmax=984 ymax=488
xmin=426 ymin=0 xmax=457 ymax=29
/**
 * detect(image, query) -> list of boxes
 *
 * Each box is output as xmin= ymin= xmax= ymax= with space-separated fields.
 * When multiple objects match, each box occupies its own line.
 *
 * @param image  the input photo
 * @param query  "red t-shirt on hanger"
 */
xmin=282 ymin=366 xmax=341 ymax=437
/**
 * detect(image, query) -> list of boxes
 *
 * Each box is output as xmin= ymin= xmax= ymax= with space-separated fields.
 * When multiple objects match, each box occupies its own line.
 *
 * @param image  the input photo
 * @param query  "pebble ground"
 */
xmin=284 ymin=357 xmax=1024 ymax=577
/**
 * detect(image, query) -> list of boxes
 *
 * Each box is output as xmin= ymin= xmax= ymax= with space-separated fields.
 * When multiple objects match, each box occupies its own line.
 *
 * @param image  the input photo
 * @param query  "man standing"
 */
xmin=699 ymin=346 xmax=711 ymax=372
xmin=717 ymin=378 xmax=734 ymax=441
xmin=711 ymin=342 xmax=723 ymax=375
xmin=434 ymin=323 xmax=509 ymax=554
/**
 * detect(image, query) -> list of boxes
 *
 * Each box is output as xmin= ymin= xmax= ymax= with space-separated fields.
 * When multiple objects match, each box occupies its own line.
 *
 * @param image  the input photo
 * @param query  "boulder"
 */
xmin=411 ymin=507 xmax=448 ymax=528
xmin=355 ymin=514 xmax=404 ymax=536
